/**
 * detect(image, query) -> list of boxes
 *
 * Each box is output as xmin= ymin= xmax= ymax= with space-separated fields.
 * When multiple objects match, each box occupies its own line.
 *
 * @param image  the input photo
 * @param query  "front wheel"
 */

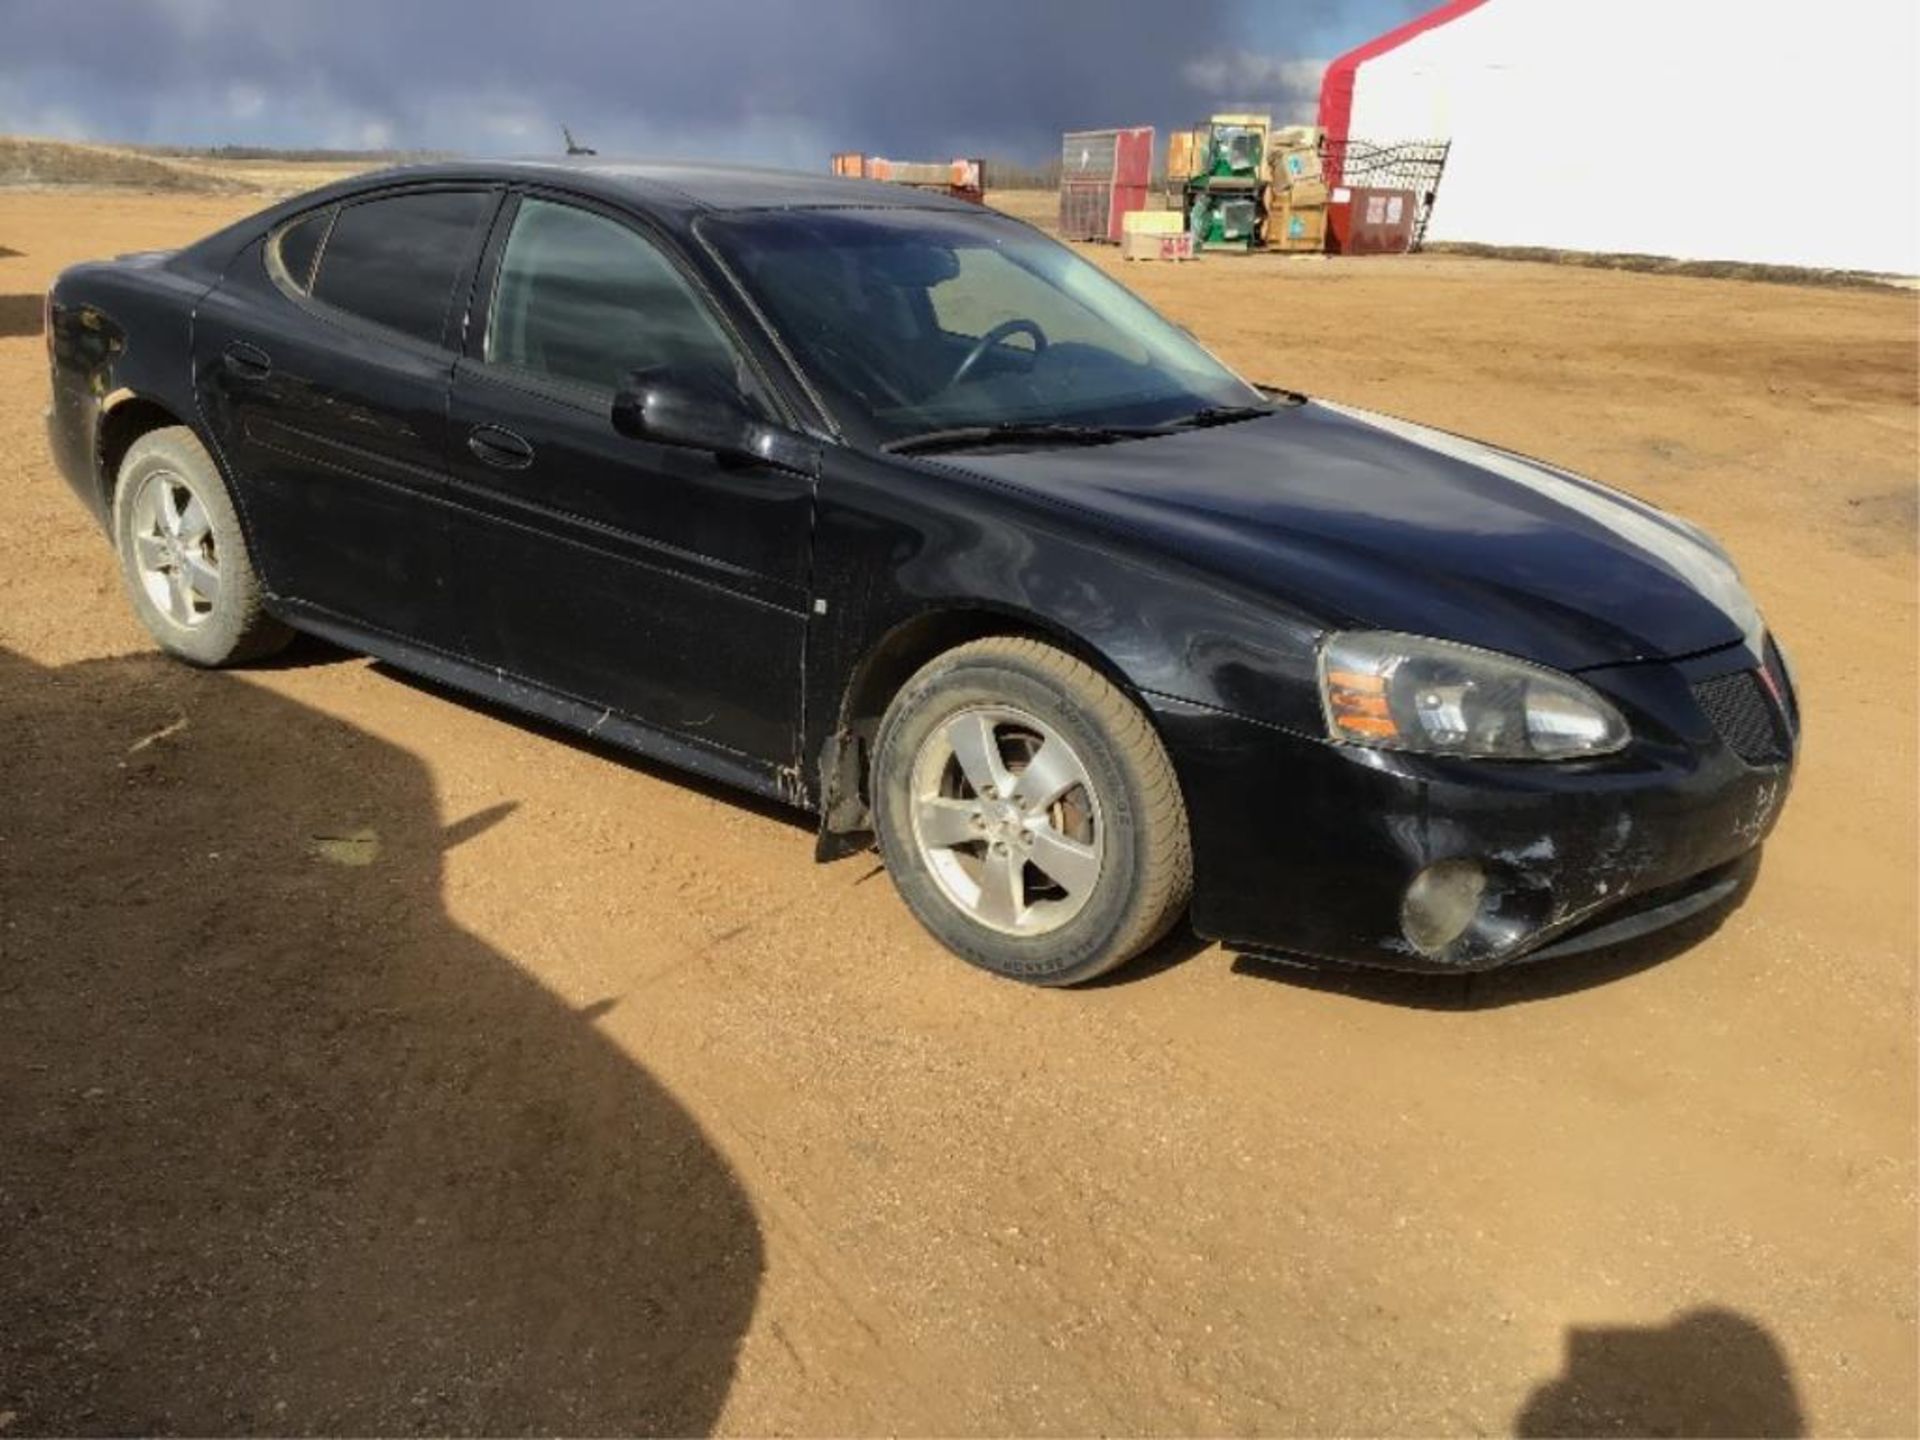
xmin=873 ymin=637 xmax=1192 ymax=986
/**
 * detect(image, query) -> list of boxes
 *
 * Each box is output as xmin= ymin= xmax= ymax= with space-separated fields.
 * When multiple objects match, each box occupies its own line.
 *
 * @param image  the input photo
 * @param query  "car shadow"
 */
xmin=1227 ymin=861 xmax=1759 ymax=1011
xmin=1081 ymin=918 xmax=1216 ymax=988
xmin=241 ymin=627 xmax=358 ymax=670
xmin=1515 ymin=1307 xmax=1806 ymax=1436
xmin=0 ymin=645 xmax=763 ymax=1435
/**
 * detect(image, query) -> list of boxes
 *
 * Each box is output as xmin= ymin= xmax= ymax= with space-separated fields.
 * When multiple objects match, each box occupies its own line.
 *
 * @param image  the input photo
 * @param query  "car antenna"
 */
xmin=562 ymin=125 xmax=597 ymax=157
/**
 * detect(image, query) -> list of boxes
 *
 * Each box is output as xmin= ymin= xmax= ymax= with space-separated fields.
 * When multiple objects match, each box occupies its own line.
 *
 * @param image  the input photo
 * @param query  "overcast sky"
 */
xmin=0 ymin=0 xmax=1426 ymax=164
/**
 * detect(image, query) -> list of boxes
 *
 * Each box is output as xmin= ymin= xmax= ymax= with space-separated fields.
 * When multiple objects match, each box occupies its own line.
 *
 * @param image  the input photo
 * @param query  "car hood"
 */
xmin=949 ymin=400 xmax=1757 ymax=671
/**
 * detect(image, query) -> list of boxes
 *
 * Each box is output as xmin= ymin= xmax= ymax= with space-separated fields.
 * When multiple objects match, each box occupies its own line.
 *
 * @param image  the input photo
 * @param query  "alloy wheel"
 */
xmin=908 ymin=704 xmax=1106 ymax=936
xmin=129 ymin=469 xmax=220 ymax=628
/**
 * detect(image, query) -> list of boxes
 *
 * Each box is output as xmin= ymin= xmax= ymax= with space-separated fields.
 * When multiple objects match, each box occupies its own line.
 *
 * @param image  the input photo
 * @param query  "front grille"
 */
xmin=1693 ymin=668 xmax=1791 ymax=766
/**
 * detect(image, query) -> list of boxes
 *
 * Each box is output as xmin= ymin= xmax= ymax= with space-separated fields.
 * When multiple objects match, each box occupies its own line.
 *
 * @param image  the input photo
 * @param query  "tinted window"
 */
xmin=274 ymin=207 xmax=333 ymax=292
xmin=311 ymin=190 xmax=492 ymax=346
xmin=486 ymin=198 xmax=741 ymax=392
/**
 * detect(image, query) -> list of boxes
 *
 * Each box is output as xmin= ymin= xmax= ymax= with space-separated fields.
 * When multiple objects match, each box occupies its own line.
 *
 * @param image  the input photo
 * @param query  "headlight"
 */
xmin=1318 ymin=631 xmax=1629 ymax=760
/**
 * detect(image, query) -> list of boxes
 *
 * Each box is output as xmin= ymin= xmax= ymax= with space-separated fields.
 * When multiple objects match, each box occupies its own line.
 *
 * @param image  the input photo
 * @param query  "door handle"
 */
xmin=222 ymin=341 xmax=272 ymax=379
xmin=467 ymin=425 xmax=534 ymax=470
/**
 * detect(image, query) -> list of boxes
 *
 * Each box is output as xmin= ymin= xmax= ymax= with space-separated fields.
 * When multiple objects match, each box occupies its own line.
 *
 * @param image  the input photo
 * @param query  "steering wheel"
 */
xmin=949 ymin=318 xmax=1048 ymax=389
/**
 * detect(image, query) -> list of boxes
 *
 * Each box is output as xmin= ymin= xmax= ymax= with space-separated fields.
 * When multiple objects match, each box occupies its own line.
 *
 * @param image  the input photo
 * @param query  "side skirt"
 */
xmin=272 ymin=599 xmax=807 ymax=812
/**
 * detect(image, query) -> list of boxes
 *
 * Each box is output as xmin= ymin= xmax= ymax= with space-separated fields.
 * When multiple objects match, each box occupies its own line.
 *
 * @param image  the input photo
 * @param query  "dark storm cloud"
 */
xmin=0 ymin=0 xmax=1342 ymax=163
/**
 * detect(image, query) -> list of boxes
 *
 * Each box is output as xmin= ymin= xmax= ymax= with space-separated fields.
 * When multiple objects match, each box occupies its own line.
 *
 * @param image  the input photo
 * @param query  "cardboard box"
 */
xmin=1270 ymin=203 xmax=1327 ymax=253
xmin=1122 ymin=230 xmax=1197 ymax=261
xmin=1122 ymin=208 xmax=1185 ymax=236
xmin=1284 ymin=177 xmax=1329 ymax=208
xmin=1274 ymin=146 xmax=1323 ymax=187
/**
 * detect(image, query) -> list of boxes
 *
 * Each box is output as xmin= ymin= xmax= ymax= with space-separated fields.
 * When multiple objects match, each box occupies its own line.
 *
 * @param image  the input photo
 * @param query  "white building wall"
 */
xmin=1345 ymin=0 xmax=1918 ymax=273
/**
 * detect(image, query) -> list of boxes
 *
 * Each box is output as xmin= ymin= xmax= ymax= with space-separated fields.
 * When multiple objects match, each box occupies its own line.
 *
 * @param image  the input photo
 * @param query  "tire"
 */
xmin=110 ymin=426 xmax=292 ymax=667
xmin=872 ymin=636 xmax=1192 ymax=986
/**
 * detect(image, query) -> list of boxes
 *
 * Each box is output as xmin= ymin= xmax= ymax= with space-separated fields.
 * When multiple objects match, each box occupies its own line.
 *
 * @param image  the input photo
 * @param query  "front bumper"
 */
xmin=1154 ymin=639 xmax=1798 ymax=973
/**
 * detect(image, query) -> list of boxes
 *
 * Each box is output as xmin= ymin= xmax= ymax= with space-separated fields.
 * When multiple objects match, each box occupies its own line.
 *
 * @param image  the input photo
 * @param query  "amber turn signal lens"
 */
xmin=1325 ymin=668 xmax=1402 ymax=741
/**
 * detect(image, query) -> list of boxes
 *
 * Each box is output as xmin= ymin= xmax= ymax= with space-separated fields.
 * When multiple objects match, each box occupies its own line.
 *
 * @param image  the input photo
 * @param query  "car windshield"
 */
xmin=702 ymin=207 xmax=1267 ymax=447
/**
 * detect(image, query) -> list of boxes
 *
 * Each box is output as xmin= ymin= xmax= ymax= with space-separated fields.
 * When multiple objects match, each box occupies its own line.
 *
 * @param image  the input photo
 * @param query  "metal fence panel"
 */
xmin=1062 ymin=131 xmax=1120 ymax=182
xmin=1323 ymin=138 xmax=1452 ymax=250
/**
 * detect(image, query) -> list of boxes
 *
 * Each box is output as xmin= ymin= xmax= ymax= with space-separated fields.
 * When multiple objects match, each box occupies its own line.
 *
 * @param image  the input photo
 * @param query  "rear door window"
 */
xmin=311 ymin=189 xmax=493 ymax=347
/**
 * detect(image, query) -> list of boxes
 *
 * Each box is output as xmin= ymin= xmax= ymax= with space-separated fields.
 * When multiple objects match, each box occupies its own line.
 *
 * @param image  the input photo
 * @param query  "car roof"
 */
xmin=335 ymin=158 xmax=985 ymax=218
xmin=170 ymin=157 xmax=1009 ymax=285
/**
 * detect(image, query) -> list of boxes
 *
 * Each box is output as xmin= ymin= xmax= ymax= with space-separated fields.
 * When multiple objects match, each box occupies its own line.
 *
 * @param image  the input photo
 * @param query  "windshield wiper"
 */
xmin=884 ymin=400 xmax=1297 ymax=455
xmin=882 ymin=422 xmax=1158 ymax=456
xmin=1158 ymin=403 xmax=1279 ymax=431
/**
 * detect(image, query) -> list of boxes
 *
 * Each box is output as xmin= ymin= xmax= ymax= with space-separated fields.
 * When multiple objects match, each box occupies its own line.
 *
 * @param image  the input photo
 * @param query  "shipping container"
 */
xmin=1059 ymin=126 xmax=1154 ymax=243
xmin=1327 ymin=184 xmax=1418 ymax=255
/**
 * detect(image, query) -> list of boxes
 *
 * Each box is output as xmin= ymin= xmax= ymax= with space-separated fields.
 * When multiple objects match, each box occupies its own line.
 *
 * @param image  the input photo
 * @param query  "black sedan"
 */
xmin=44 ymin=161 xmax=1799 ymax=985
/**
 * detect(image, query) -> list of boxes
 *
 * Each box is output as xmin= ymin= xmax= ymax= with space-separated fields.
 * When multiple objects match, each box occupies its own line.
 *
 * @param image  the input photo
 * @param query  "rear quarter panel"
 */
xmin=47 ymin=256 xmax=214 ymax=528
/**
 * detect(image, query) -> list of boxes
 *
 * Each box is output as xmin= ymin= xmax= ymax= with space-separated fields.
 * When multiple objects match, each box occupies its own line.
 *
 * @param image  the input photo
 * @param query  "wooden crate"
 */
xmin=1121 ymin=231 xmax=1197 ymax=261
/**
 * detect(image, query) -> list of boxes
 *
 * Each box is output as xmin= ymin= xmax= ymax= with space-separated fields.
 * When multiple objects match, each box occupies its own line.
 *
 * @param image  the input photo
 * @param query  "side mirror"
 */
xmin=610 ymin=368 xmax=814 ymax=473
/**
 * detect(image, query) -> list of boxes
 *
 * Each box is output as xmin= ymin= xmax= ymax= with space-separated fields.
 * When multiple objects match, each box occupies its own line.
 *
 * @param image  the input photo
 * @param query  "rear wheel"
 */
xmin=111 ymin=427 xmax=291 ymax=667
xmin=873 ymin=637 xmax=1192 ymax=986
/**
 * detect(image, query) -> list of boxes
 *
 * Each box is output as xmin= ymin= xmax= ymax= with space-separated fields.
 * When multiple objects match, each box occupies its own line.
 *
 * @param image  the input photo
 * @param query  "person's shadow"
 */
xmin=1516 ymin=1307 xmax=1806 ymax=1437
xmin=0 ymin=645 xmax=762 ymax=1435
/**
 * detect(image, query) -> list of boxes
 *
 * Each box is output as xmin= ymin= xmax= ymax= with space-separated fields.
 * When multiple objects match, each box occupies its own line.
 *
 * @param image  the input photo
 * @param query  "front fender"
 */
xmin=804 ymin=448 xmax=1331 ymax=810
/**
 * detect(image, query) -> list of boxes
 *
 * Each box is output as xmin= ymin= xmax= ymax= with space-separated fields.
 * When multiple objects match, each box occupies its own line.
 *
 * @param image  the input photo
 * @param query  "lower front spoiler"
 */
xmin=1515 ymin=850 xmax=1756 ymax=966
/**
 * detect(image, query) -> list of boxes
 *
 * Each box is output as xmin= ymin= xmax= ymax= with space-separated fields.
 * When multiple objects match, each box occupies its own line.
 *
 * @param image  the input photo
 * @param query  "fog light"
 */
xmin=1402 ymin=858 xmax=1488 ymax=956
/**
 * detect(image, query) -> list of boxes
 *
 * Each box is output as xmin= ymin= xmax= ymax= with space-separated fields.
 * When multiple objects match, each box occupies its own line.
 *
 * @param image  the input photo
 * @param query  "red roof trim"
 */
xmin=1316 ymin=0 xmax=1491 ymax=181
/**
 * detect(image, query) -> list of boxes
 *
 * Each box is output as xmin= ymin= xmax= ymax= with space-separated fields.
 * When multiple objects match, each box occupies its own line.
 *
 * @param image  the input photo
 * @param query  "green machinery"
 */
xmin=1184 ymin=122 xmax=1267 ymax=252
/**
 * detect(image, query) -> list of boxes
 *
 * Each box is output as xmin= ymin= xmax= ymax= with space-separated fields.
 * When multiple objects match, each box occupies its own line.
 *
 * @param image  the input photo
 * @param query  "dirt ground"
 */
xmin=1 ymin=182 xmax=1915 ymax=1437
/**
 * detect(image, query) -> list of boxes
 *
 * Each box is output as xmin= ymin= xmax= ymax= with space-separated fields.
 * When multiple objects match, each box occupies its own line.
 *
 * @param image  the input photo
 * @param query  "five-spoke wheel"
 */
xmin=875 ymin=636 xmax=1192 ymax=986
xmin=128 ymin=469 xmax=222 ymax=628
xmin=909 ymin=705 xmax=1105 ymax=936
xmin=112 ymin=426 xmax=290 ymax=667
